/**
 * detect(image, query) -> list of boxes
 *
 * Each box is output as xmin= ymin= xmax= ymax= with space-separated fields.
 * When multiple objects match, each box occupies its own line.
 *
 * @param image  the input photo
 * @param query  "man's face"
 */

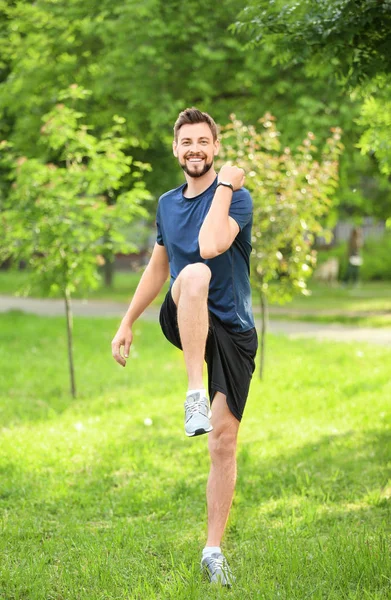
xmin=173 ymin=123 xmax=219 ymax=178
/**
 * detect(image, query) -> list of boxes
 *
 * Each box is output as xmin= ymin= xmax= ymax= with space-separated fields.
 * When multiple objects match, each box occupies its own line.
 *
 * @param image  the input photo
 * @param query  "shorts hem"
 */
xmin=210 ymin=382 xmax=242 ymax=422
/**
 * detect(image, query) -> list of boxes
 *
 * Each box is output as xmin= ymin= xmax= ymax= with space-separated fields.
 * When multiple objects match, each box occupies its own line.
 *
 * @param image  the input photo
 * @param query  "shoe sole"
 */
xmin=185 ymin=424 xmax=214 ymax=437
xmin=185 ymin=409 xmax=213 ymax=437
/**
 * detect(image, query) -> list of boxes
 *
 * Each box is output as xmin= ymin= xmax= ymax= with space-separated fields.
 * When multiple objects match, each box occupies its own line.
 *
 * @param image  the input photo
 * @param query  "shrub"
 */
xmin=361 ymin=233 xmax=391 ymax=281
xmin=316 ymin=233 xmax=391 ymax=281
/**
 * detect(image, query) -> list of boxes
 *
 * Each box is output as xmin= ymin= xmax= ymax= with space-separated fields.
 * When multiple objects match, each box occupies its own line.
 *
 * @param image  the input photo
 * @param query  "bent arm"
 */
xmin=121 ymin=243 xmax=169 ymax=326
xmin=198 ymin=186 xmax=239 ymax=259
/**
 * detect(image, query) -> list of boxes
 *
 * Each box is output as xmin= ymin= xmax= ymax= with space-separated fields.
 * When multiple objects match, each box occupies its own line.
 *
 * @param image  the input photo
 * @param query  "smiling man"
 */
xmin=112 ymin=108 xmax=257 ymax=586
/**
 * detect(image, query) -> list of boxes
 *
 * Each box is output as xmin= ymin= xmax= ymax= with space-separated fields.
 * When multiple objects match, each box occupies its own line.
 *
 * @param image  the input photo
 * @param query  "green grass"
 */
xmin=275 ymin=281 xmax=391 ymax=313
xmin=0 ymin=313 xmax=390 ymax=599
xmin=264 ymin=282 xmax=391 ymax=328
xmin=270 ymin=313 xmax=391 ymax=328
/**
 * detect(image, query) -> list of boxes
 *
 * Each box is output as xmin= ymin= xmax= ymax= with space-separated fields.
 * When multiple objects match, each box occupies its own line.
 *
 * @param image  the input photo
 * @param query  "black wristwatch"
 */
xmin=216 ymin=181 xmax=234 ymax=192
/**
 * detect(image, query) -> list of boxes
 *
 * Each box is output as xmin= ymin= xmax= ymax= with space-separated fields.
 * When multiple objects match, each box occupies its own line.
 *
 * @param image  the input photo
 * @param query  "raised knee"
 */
xmin=180 ymin=263 xmax=211 ymax=295
xmin=209 ymin=429 xmax=237 ymax=463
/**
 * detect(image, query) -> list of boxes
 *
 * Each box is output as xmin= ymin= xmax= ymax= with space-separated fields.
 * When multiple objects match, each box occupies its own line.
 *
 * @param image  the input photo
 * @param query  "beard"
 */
xmin=179 ymin=157 xmax=214 ymax=178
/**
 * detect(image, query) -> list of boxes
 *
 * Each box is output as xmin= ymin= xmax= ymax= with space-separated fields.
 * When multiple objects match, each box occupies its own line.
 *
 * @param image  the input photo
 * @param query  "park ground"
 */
xmin=0 ymin=304 xmax=390 ymax=599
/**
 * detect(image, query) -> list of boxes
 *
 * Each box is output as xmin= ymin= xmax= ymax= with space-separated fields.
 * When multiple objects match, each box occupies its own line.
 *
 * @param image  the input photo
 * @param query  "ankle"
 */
xmin=203 ymin=545 xmax=221 ymax=556
xmin=187 ymin=387 xmax=206 ymax=396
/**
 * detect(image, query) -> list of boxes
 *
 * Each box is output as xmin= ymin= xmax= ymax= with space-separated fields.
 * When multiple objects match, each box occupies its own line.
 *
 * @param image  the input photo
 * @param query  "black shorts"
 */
xmin=159 ymin=290 xmax=258 ymax=421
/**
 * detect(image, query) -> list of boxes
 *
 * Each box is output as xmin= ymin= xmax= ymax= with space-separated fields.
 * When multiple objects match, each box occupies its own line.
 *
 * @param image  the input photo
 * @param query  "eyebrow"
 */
xmin=180 ymin=136 xmax=211 ymax=142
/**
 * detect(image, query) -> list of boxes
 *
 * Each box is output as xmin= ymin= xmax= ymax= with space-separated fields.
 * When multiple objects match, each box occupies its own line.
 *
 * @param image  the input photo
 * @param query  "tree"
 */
xmin=218 ymin=114 xmax=343 ymax=376
xmin=235 ymin=0 xmax=391 ymax=86
xmin=357 ymin=76 xmax=391 ymax=177
xmin=0 ymin=85 xmax=150 ymax=397
xmin=234 ymin=0 xmax=391 ymax=215
xmin=0 ymin=0 xmax=360 ymax=195
xmin=0 ymin=0 xmax=386 ymax=220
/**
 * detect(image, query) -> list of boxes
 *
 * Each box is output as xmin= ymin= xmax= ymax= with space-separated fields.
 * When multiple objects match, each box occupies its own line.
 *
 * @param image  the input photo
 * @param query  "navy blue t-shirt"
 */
xmin=156 ymin=176 xmax=255 ymax=332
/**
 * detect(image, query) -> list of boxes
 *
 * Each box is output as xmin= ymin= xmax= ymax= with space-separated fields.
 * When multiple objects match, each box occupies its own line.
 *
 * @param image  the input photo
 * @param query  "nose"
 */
xmin=188 ymin=142 xmax=204 ymax=154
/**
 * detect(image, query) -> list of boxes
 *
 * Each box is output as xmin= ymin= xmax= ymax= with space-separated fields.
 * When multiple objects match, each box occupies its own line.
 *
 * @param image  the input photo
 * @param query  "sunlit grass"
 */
xmin=276 ymin=281 xmax=391 ymax=312
xmin=0 ymin=313 xmax=390 ymax=598
xmin=269 ymin=313 xmax=391 ymax=328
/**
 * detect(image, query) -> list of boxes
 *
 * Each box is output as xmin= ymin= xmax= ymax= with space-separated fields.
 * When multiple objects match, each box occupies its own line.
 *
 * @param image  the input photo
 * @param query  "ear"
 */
xmin=172 ymin=140 xmax=178 ymax=158
xmin=213 ymin=139 xmax=220 ymax=157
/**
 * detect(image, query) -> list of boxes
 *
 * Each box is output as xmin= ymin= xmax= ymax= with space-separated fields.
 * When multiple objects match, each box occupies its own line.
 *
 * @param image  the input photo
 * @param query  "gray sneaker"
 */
xmin=184 ymin=392 xmax=213 ymax=437
xmin=201 ymin=552 xmax=235 ymax=587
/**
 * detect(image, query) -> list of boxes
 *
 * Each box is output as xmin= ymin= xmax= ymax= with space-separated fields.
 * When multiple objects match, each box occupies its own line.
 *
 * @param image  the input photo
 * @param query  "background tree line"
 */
xmin=1 ymin=0 xmax=390 ymax=221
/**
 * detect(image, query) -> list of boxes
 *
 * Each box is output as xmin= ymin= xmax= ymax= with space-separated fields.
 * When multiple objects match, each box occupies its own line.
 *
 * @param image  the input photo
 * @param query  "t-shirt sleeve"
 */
xmin=229 ymin=187 xmax=253 ymax=231
xmin=156 ymin=202 xmax=164 ymax=246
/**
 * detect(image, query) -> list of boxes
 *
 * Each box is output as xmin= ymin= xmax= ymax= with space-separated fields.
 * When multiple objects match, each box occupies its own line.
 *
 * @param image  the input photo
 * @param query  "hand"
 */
xmin=111 ymin=322 xmax=133 ymax=367
xmin=218 ymin=164 xmax=245 ymax=191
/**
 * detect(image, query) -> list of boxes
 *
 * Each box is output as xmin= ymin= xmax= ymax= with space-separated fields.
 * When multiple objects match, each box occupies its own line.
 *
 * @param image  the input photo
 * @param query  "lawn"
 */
xmin=1 ymin=269 xmax=391 ymax=327
xmin=266 ymin=281 xmax=391 ymax=314
xmin=0 ymin=313 xmax=390 ymax=599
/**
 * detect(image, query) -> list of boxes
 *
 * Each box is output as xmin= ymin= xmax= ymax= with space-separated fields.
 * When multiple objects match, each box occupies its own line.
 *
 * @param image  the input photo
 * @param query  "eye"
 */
xmin=200 ymin=140 xmax=208 ymax=145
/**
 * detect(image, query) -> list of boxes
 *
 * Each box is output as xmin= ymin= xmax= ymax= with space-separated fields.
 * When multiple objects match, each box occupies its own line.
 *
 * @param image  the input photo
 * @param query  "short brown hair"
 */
xmin=173 ymin=107 xmax=218 ymax=142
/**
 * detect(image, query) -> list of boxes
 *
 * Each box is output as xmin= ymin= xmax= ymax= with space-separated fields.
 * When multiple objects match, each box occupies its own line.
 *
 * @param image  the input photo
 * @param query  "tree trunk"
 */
xmin=64 ymin=288 xmax=76 ymax=398
xmin=103 ymin=256 xmax=114 ymax=287
xmin=259 ymin=289 xmax=268 ymax=379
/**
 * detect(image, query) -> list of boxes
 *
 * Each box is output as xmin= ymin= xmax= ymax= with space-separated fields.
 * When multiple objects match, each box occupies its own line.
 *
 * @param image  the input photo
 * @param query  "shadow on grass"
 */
xmin=236 ymin=428 xmax=391 ymax=507
xmin=2 ymin=425 xmax=390 ymax=526
xmin=2 ymin=424 xmax=390 ymax=599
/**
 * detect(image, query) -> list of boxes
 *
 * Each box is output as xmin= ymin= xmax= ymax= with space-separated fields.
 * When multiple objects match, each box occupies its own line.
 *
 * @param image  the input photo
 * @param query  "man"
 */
xmin=111 ymin=108 xmax=257 ymax=586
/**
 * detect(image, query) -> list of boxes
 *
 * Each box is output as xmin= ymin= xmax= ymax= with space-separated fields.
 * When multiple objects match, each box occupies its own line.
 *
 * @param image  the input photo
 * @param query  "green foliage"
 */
xmin=235 ymin=0 xmax=391 ymax=86
xmin=336 ymin=148 xmax=391 ymax=221
xmin=234 ymin=0 xmax=391 ymax=221
xmin=0 ymin=0 xmax=379 ymax=215
xmin=317 ymin=233 xmax=391 ymax=281
xmin=357 ymin=77 xmax=391 ymax=177
xmin=0 ymin=0 xmax=389 ymax=220
xmin=0 ymin=86 xmax=150 ymax=297
xmin=0 ymin=0 xmax=256 ymax=158
xmin=361 ymin=233 xmax=391 ymax=281
xmin=218 ymin=115 xmax=343 ymax=302
xmin=0 ymin=85 xmax=151 ymax=396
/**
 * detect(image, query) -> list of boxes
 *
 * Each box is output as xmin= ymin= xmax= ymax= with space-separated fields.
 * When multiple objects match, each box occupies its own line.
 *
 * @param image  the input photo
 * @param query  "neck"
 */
xmin=183 ymin=168 xmax=217 ymax=198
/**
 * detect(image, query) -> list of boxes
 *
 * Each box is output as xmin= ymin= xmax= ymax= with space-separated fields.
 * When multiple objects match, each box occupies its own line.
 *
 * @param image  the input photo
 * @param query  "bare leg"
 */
xmin=171 ymin=263 xmax=211 ymax=390
xmin=206 ymin=392 xmax=240 ymax=546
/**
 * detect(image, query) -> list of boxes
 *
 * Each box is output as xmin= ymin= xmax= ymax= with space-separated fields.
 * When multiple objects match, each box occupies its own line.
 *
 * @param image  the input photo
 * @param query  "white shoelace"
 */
xmin=205 ymin=554 xmax=232 ymax=580
xmin=209 ymin=555 xmax=225 ymax=571
xmin=185 ymin=396 xmax=207 ymax=417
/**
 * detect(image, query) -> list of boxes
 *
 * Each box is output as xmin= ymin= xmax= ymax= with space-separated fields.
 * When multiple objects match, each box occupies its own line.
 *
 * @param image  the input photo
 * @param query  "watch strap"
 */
xmin=216 ymin=181 xmax=234 ymax=192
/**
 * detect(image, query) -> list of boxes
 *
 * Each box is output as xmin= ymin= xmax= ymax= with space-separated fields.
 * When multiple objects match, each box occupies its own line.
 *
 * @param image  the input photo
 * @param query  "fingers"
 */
xmin=112 ymin=325 xmax=133 ymax=368
xmin=219 ymin=164 xmax=245 ymax=190
xmin=111 ymin=340 xmax=126 ymax=367
xmin=124 ymin=339 xmax=131 ymax=359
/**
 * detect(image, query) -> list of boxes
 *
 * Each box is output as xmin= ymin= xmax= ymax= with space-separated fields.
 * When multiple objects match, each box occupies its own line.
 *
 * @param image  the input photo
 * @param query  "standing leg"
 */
xmin=201 ymin=391 xmax=239 ymax=585
xmin=206 ymin=392 xmax=240 ymax=546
